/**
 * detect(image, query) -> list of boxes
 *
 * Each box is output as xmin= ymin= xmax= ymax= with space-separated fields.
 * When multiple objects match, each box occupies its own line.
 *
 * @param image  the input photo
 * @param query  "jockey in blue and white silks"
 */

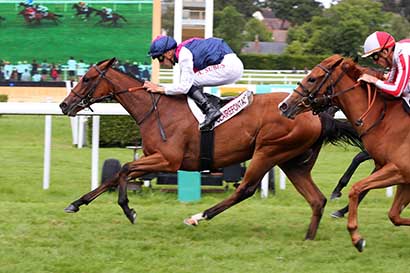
xmin=143 ymin=35 xmax=244 ymax=130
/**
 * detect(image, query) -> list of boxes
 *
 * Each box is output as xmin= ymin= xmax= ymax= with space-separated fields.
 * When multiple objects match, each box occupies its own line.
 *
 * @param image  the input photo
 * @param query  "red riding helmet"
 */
xmin=362 ymin=31 xmax=395 ymax=58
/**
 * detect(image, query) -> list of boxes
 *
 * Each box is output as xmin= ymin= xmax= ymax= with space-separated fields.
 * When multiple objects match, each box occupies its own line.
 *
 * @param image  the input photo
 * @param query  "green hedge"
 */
xmin=0 ymin=94 xmax=8 ymax=102
xmin=239 ymin=54 xmax=330 ymax=70
xmin=88 ymin=115 xmax=141 ymax=147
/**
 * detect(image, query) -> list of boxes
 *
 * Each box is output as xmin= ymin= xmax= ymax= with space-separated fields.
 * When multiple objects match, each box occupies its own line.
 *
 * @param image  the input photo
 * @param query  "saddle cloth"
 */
xmin=401 ymin=93 xmax=410 ymax=114
xmin=187 ymin=90 xmax=253 ymax=128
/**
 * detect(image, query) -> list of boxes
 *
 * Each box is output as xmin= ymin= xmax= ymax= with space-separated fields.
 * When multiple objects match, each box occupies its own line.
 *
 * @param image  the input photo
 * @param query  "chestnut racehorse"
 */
xmin=60 ymin=58 xmax=362 ymax=240
xmin=94 ymin=10 xmax=127 ymax=26
xmin=18 ymin=8 xmax=62 ymax=24
xmin=279 ymin=54 xmax=410 ymax=252
xmin=72 ymin=4 xmax=97 ymax=19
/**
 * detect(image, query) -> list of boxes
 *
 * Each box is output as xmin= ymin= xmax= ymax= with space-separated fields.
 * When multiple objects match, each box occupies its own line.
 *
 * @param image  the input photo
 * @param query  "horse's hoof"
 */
xmin=183 ymin=218 xmax=198 ymax=226
xmin=354 ymin=238 xmax=366 ymax=252
xmin=330 ymin=210 xmax=345 ymax=218
xmin=64 ymin=204 xmax=79 ymax=213
xmin=330 ymin=191 xmax=342 ymax=200
xmin=127 ymin=209 xmax=137 ymax=224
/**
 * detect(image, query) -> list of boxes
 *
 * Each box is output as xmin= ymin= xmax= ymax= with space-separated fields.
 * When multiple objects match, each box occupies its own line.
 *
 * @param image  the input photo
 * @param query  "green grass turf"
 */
xmin=1 ymin=115 xmax=409 ymax=273
xmin=0 ymin=2 xmax=152 ymax=64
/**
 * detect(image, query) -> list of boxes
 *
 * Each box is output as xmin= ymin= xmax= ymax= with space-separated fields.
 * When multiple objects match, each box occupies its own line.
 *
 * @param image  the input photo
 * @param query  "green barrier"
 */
xmin=177 ymin=170 xmax=201 ymax=202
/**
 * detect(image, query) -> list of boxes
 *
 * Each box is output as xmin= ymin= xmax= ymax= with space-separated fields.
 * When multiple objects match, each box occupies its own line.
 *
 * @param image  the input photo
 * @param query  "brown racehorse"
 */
xmin=94 ymin=10 xmax=127 ymax=26
xmin=72 ymin=4 xmax=97 ymax=20
xmin=18 ymin=8 xmax=63 ymax=24
xmin=279 ymin=54 xmax=410 ymax=252
xmin=59 ymin=58 xmax=362 ymax=240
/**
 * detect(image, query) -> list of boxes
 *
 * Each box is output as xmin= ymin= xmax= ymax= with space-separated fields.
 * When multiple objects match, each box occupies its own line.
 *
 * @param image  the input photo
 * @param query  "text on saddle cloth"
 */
xmin=187 ymin=90 xmax=254 ymax=127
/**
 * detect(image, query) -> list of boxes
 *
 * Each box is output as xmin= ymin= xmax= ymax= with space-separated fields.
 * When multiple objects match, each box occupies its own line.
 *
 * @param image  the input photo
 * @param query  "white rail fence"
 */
xmin=0 ymin=81 xmax=393 ymax=198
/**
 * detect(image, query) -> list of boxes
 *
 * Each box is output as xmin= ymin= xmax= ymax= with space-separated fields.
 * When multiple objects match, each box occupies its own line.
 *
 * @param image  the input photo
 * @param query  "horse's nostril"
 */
xmin=279 ymin=102 xmax=288 ymax=112
xmin=59 ymin=102 xmax=67 ymax=111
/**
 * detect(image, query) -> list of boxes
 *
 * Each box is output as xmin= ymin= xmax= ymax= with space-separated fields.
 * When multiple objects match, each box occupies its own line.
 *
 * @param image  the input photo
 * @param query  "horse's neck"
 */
xmin=337 ymin=83 xmax=385 ymax=136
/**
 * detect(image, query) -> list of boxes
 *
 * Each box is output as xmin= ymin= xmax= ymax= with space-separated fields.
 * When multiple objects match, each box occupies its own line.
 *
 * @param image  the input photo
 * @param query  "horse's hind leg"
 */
xmin=388 ymin=184 xmax=410 ymax=226
xmin=184 ymin=154 xmax=273 ymax=226
xmin=279 ymin=160 xmax=326 ymax=240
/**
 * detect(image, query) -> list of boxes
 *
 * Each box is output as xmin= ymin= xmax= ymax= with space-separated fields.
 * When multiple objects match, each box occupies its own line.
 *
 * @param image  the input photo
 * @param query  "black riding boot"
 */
xmin=188 ymin=86 xmax=222 ymax=130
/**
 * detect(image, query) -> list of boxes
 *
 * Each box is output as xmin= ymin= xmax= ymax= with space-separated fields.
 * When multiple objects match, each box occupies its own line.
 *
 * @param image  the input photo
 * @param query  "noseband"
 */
xmin=71 ymin=65 xmax=121 ymax=111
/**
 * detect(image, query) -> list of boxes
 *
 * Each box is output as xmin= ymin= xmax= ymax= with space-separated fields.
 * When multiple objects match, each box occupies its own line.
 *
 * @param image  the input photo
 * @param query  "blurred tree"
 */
xmin=285 ymin=0 xmax=410 ymax=56
xmin=215 ymin=0 xmax=260 ymax=18
xmin=379 ymin=0 xmax=409 ymax=20
xmin=243 ymin=18 xmax=272 ymax=41
xmin=161 ymin=3 xmax=174 ymax=36
xmin=214 ymin=5 xmax=246 ymax=53
xmin=262 ymin=0 xmax=323 ymax=26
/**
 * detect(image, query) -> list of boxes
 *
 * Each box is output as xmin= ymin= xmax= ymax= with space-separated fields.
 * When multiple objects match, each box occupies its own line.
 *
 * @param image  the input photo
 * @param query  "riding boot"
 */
xmin=187 ymin=86 xmax=222 ymax=131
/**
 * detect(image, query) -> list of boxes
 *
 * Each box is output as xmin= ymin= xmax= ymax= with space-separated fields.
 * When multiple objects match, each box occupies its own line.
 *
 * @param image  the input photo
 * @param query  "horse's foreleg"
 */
xmin=347 ymin=163 xmax=403 ymax=252
xmin=331 ymin=151 xmax=372 ymax=200
xmin=184 ymin=155 xmax=272 ymax=226
xmin=388 ymin=184 xmax=410 ymax=226
xmin=331 ymin=190 xmax=369 ymax=218
xmin=116 ymin=153 xmax=177 ymax=223
xmin=66 ymin=152 xmax=175 ymax=223
xmin=64 ymin=172 xmax=120 ymax=213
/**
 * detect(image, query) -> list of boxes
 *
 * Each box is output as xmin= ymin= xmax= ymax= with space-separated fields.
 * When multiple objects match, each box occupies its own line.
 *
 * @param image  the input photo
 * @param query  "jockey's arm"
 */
xmin=375 ymin=54 xmax=410 ymax=97
xmin=164 ymin=47 xmax=195 ymax=95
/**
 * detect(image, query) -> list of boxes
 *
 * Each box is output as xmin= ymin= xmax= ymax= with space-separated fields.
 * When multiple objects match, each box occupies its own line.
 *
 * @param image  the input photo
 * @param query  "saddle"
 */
xmin=187 ymin=90 xmax=253 ymax=129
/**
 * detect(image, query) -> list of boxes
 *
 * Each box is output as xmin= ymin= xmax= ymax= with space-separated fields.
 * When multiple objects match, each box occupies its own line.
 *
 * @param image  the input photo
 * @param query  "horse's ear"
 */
xmin=353 ymin=55 xmax=359 ymax=63
xmin=331 ymin=57 xmax=344 ymax=69
xmin=107 ymin=57 xmax=117 ymax=67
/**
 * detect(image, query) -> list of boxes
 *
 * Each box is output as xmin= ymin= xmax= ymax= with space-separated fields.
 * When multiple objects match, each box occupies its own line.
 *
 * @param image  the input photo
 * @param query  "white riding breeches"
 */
xmin=192 ymin=53 xmax=244 ymax=87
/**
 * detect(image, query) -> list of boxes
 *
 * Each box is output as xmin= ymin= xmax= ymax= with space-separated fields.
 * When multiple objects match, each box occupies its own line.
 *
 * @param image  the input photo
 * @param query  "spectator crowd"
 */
xmin=0 ymin=57 xmax=152 ymax=82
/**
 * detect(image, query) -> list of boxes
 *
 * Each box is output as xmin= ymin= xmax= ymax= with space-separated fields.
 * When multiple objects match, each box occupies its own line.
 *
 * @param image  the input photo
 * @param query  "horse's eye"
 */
xmin=83 ymin=77 xmax=89 ymax=83
xmin=308 ymin=77 xmax=316 ymax=83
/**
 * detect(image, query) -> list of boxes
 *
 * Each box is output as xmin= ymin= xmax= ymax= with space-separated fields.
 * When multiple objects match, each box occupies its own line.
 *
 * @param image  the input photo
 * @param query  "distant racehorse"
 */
xmin=72 ymin=4 xmax=97 ymax=20
xmin=18 ymin=2 xmax=31 ymax=8
xmin=94 ymin=9 xmax=127 ymax=26
xmin=19 ymin=8 xmax=63 ymax=24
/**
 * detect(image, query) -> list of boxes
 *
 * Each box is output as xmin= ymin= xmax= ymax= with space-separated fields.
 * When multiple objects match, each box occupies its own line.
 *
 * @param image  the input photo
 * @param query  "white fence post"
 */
xmin=279 ymin=168 xmax=286 ymax=190
xmin=43 ymin=115 xmax=52 ymax=190
xmin=91 ymin=116 xmax=100 ymax=190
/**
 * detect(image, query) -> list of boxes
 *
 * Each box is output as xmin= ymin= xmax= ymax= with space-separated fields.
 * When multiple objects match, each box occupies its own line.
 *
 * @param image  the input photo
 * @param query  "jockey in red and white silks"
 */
xmin=359 ymin=31 xmax=410 ymax=98
xmin=375 ymin=39 xmax=410 ymax=97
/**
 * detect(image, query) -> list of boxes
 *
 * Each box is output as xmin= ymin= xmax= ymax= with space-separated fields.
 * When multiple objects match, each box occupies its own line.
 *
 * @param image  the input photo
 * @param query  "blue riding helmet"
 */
xmin=148 ymin=36 xmax=177 ymax=59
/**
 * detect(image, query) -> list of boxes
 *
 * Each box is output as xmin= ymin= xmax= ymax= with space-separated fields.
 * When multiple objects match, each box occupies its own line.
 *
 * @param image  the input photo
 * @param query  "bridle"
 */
xmin=70 ymin=64 xmax=167 ymax=141
xmin=293 ymin=61 xmax=386 ymax=137
xmin=71 ymin=64 xmax=167 ymax=141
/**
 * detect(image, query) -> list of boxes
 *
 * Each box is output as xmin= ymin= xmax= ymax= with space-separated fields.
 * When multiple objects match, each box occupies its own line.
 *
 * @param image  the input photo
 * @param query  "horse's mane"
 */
xmin=342 ymin=57 xmax=385 ymax=81
xmin=96 ymin=59 xmax=145 ymax=84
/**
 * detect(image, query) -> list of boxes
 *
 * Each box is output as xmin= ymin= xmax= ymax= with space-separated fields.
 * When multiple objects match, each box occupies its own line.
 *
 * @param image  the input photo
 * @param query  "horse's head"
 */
xmin=60 ymin=58 xmax=119 ymax=116
xmin=279 ymin=54 xmax=352 ymax=119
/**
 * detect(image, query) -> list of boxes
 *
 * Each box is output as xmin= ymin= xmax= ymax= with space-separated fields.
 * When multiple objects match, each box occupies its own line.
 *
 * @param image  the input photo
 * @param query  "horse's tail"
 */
xmin=120 ymin=15 xmax=127 ymax=22
xmin=318 ymin=112 xmax=364 ymax=150
xmin=55 ymin=14 xmax=64 ymax=17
